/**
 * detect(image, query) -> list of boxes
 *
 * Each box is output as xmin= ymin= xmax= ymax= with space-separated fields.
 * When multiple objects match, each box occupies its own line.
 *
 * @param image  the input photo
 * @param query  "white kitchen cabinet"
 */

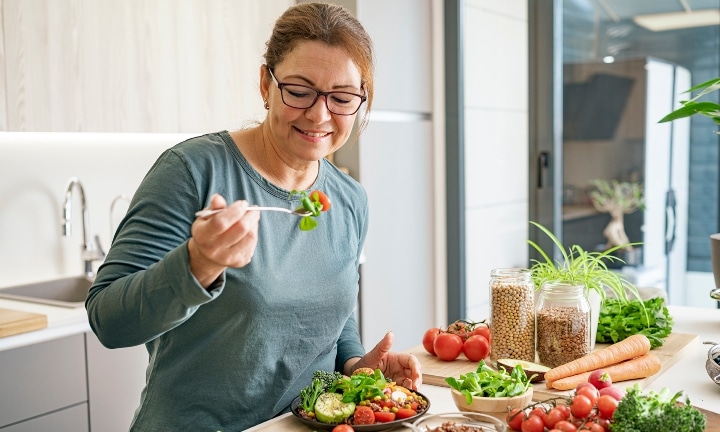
xmin=1 ymin=404 xmax=88 ymax=432
xmin=86 ymin=330 xmax=147 ymax=432
xmin=0 ymin=334 xmax=88 ymax=431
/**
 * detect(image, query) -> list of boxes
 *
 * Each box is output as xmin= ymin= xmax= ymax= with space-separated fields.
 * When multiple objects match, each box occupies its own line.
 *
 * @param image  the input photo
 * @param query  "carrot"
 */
xmin=544 ymin=334 xmax=651 ymax=388
xmin=550 ymin=353 xmax=662 ymax=390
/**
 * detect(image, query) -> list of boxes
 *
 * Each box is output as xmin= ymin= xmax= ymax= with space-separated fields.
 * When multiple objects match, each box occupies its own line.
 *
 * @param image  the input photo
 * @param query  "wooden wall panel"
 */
xmin=1 ymin=0 xmax=292 ymax=132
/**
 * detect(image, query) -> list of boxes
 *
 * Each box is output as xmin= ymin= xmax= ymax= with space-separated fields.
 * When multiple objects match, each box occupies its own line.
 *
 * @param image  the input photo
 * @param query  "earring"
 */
xmin=263 ymin=99 xmax=269 ymax=110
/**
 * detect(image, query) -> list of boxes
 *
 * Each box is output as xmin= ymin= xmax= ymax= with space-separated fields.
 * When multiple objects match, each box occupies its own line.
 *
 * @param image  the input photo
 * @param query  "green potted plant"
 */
xmin=527 ymin=221 xmax=643 ymax=348
xmin=659 ymin=76 xmax=720 ymax=301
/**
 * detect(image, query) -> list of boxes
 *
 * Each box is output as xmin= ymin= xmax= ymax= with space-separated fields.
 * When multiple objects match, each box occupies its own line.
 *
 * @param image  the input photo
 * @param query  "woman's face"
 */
xmin=261 ymin=40 xmax=364 ymax=166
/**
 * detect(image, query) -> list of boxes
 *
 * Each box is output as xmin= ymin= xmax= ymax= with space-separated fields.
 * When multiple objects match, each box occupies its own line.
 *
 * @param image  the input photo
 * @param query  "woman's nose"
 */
xmin=305 ymin=95 xmax=333 ymax=122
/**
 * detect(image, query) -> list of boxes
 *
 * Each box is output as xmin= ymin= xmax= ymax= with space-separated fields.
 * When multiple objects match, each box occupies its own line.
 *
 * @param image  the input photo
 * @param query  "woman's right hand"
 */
xmin=188 ymin=194 xmax=260 ymax=288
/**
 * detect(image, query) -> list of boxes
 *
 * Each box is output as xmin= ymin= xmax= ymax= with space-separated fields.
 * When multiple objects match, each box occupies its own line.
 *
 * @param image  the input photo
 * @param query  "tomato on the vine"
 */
xmin=422 ymin=327 xmax=440 ymax=356
xmin=553 ymin=420 xmax=578 ymax=432
xmin=596 ymin=394 xmax=619 ymax=419
xmin=576 ymin=385 xmax=600 ymax=405
xmin=583 ymin=422 xmax=606 ymax=432
xmin=521 ymin=414 xmax=545 ymax=432
xmin=433 ymin=332 xmax=464 ymax=361
xmin=470 ymin=324 xmax=492 ymax=343
xmin=570 ymin=394 xmax=594 ymax=419
xmin=544 ymin=406 xmax=569 ymax=429
xmin=446 ymin=320 xmax=470 ymax=340
xmin=462 ymin=335 xmax=490 ymax=361
xmin=505 ymin=407 xmax=525 ymax=431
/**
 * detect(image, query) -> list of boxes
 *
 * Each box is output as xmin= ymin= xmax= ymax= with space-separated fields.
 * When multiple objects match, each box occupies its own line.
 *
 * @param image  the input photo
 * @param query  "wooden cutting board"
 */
xmin=408 ymin=332 xmax=699 ymax=397
xmin=0 ymin=308 xmax=48 ymax=338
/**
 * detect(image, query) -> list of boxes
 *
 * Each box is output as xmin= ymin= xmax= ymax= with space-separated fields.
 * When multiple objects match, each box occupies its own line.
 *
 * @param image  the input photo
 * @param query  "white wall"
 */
xmin=0 ymin=132 xmax=195 ymax=287
xmin=463 ymin=0 xmax=529 ymax=320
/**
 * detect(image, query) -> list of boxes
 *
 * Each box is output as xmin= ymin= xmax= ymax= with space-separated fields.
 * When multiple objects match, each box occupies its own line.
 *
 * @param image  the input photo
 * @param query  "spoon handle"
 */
xmin=194 ymin=206 xmax=294 ymax=218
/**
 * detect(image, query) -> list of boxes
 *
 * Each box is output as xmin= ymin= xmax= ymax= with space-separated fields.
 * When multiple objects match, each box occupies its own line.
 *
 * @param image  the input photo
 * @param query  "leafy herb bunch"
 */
xmin=596 ymin=297 xmax=674 ymax=348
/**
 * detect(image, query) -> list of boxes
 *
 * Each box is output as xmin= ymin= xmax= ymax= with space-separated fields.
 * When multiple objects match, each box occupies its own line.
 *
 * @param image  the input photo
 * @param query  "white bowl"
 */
xmin=410 ymin=412 xmax=507 ymax=431
xmin=450 ymin=387 xmax=533 ymax=413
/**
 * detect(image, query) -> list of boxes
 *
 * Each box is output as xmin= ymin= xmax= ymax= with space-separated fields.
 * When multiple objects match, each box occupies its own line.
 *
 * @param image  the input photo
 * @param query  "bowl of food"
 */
xmin=706 ymin=342 xmax=720 ymax=386
xmin=450 ymin=387 xmax=533 ymax=413
xmin=410 ymin=412 xmax=507 ymax=432
xmin=291 ymin=369 xmax=430 ymax=431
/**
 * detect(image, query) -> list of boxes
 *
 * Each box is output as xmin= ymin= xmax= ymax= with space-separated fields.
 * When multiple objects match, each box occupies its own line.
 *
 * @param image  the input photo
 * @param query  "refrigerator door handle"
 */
xmin=665 ymin=189 xmax=677 ymax=254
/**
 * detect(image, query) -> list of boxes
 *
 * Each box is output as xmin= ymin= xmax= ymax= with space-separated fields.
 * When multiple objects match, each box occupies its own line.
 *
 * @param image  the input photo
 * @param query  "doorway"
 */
xmin=530 ymin=0 xmax=720 ymax=307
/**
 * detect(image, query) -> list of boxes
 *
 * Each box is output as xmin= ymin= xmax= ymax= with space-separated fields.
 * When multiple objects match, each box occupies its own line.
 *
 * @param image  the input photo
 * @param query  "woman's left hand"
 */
xmin=346 ymin=332 xmax=422 ymax=390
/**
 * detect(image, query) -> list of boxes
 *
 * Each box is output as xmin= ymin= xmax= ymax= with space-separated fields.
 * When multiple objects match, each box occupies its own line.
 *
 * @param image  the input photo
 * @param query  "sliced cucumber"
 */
xmin=314 ymin=392 xmax=356 ymax=424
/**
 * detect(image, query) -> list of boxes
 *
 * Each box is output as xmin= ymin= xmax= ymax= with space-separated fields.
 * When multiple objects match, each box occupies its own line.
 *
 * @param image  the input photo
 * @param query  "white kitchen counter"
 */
xmin=0 ymin=297 xmax=90 ymax=352
xmin=1 ymin=294 xmax=719 ymax=415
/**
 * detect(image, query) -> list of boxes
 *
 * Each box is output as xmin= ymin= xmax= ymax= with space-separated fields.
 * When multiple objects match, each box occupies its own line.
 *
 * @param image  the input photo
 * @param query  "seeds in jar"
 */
xmin=490 ymin=281 xmax=535 ymax=362
xmin=536 ymin=306 xmax=590 ymax=368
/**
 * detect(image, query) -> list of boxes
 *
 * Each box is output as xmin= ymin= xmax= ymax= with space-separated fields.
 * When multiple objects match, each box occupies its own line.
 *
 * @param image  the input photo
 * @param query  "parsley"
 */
xmin=596 ymin=297 xmax=674 ymax=348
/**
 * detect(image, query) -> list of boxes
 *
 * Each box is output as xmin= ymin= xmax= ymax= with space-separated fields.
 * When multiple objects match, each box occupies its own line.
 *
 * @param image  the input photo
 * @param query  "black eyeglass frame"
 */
xmin=266 ymin=66 xmax=367 ymax=116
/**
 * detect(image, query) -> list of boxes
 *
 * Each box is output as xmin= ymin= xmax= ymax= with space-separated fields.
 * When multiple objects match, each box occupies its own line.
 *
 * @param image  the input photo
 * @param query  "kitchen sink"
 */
xmin=0 ymin=276 xmax=92 ymax=308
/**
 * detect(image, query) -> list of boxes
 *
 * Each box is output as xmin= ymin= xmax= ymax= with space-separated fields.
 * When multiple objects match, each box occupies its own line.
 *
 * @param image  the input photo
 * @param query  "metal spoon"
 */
xmin=711 ymin=288 xmax=720 ymax=301
xmin=195 ymin=206 xmax=312 ymax=219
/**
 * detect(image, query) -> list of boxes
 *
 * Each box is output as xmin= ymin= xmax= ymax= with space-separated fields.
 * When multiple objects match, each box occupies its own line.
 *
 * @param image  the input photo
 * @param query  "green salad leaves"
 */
xmin=445 ymin=360 xmax=532 ymax=404
xmin=596 ymin=297 xmax=673 ymax=348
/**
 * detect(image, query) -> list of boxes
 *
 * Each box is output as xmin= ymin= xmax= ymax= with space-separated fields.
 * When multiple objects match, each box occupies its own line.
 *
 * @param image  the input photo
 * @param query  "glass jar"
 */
xmin=536 ymin=282 xmax=591 ymax=368
xmin=489 ymin=268 xmax=535 ymax=363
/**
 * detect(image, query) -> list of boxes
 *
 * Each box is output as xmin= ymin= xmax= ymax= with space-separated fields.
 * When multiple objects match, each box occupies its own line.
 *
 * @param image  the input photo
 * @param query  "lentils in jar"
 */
xmin=489 ymin=268 xmax=535 ymax=362
xmin=536 ymin=282 xmax=591 ymax=368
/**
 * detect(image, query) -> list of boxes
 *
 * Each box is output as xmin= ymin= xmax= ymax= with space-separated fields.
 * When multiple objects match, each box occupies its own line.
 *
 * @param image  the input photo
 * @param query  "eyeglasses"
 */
xmin=267 ymin=67 xmax=367 ymax=116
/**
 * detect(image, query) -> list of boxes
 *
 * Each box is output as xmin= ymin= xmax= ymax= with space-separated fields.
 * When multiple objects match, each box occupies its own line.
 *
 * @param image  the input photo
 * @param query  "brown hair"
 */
xmin=264 ymin=3 xmax=375 ymax=133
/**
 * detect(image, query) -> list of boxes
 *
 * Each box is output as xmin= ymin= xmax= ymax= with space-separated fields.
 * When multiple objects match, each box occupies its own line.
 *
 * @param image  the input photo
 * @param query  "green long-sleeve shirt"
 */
xmin=86 ymin=131 xmax=367 ymax=431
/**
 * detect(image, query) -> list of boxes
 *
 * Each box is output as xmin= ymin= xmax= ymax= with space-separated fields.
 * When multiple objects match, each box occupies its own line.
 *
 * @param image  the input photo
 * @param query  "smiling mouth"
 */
xmin=296 ymin=127 xmax=330 ymax=138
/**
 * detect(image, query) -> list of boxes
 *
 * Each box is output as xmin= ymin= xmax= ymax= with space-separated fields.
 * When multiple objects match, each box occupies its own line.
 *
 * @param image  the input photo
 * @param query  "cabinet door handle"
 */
xmin=538 ymin=151 xmax=550 ymax=188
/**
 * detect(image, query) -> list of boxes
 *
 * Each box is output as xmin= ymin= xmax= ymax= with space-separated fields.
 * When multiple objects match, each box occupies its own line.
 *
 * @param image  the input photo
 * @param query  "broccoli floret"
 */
xmin=299 ymin=379 xmax=324 ymax=413
xmin=611 ymin=384 xmax=706 ymax=432
xmin=313 ymin=370 xmax=343 ymax=392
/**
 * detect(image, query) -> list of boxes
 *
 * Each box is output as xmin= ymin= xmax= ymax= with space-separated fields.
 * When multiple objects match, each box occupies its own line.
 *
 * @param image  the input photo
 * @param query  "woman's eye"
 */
xmin=287 ymin=87 xmax=313 ymax=99
xmin=330 ymin=94 xmax=352 ymax=105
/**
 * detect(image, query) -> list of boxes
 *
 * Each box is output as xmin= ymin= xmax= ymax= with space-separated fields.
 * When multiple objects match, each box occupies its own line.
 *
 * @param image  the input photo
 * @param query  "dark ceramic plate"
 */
xmin=290 ymin=391 xmax=430 ymax=431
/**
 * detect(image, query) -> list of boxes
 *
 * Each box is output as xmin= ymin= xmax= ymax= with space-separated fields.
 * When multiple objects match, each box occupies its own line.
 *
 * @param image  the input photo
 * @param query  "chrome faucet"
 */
xmin=62 ymin=177 xmax=105 ymax=279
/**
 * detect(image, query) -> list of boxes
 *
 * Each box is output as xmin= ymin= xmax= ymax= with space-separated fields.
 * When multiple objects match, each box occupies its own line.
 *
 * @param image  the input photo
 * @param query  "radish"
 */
xmin=588 ymin=369 xmax=612 ymax=390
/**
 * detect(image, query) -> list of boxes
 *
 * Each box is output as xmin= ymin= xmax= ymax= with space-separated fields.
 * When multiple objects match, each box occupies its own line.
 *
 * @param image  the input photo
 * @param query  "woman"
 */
xmin=86 ymin=3 xmax=421 ymax=430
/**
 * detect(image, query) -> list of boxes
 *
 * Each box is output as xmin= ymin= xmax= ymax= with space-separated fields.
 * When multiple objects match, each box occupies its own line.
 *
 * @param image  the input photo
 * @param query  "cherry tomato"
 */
xmin=470 ymin=324 xmax=492 ymax=343
xmin=554 ymin=420 xmax=578 ymax=432
xmin=332 ymin=425 xmax=355 ymax=432
xmin=373 ymin=411 xmax=396 ymax=423
xmin=353 ymin=406 xmax=375 ymax=424
xmin=462 ymin=335 xmax=490 ymax=361
xmin=574 ymin=382 xmax=595 ymax=393
xmin=521 ymin=414 xmax=545 ymax=432
xmin=528 ymin=406 xmax=547 ymax=421
xmin=595 ymin=417 xmax=611 ymax=430
xmin=588 ymin=369 xmax=612 ymax=390
xmin=433 ymin=332 xmax=464 ymax=361
xmin=544 ymin=406 xmax=569 ymax=429
xmin=576 ymin=385 xmax=600 ymax=405
xmin=310 ymin=190 xmax=332 ymax=212
xmin=554 ymin=404 xmax=571 ymax=419
xmin=570 ymin=394 xmax=594 ymax=419
xmin=395 ymin=408 xmax=417 ymax=419
xmin=446 ymin=320 xmax=470 ymax=340
xmin=505 ymin=407 xmax=525 ymax=431
xmin=596 ymin=394 xmax=619 ymax=419
xmin=422 ymin=327 xmax=440 ymax=356
xmin=584 ymin=422 xmax=606 ymax=432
